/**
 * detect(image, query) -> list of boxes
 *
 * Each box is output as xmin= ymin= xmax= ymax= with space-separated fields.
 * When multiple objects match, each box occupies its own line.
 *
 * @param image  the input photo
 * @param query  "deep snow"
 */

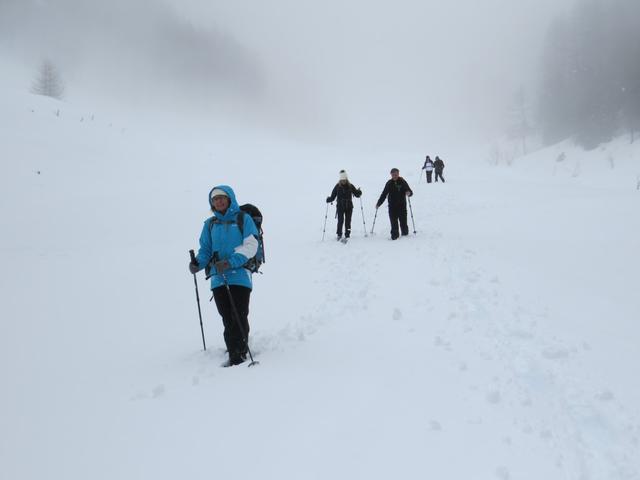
xmin=1 ymin=86 xmax=639 ymax=480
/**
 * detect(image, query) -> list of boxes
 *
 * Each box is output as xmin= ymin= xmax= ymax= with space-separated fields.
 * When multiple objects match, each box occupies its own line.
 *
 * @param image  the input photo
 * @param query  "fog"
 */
xmin=0 ymin=0 xmax=576 ymax=148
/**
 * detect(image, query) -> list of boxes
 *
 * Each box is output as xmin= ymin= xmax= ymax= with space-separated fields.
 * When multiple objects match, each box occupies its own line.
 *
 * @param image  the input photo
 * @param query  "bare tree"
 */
xmin=31 ymin=60 xmax=65 ymax=99
xmin=506 ymin=87 xmax=534 ymax=155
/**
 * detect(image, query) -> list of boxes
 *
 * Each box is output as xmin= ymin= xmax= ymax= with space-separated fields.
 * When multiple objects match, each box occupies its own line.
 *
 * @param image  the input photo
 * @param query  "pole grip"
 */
xmin=189 ymin=249 xmax=196 ymax=264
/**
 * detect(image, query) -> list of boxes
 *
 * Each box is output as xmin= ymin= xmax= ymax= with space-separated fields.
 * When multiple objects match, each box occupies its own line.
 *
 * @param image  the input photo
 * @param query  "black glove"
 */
xmin=326 ymin=196 xmax=332 ymax=203
xmin=188 ymin=261 xmax=199 ymax=274
xmin=214 ymin=260 xmax=231 ymax=274
xmin=355 ymin=189 xmax=362 ymax=198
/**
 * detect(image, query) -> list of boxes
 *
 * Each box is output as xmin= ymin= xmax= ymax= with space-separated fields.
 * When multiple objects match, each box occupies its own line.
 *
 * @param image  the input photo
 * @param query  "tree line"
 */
xmin=538 ymin=0 xmax=640 ymax=149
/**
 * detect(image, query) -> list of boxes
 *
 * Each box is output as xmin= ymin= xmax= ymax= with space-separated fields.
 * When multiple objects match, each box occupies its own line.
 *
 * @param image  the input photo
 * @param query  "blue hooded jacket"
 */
xmin=194 ymin=185 xmax=259 ymax=290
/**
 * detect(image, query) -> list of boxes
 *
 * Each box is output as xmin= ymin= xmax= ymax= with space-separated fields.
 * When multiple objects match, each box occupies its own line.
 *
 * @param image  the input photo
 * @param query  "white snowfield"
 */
xmin=1 ymin=90 xmax=639 ymax=480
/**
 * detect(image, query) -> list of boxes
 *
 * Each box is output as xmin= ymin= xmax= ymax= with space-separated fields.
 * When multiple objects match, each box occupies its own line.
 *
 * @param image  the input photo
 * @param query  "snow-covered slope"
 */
xmin=511 ymin=136 xmax=640 ymax=189
xmin=1 ymin=85 xmax=639 ymax=480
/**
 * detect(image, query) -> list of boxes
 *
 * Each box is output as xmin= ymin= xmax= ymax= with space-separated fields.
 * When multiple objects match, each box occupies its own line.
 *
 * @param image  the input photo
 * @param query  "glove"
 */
xmin=214 ymin=260 xmax=231 ymax=274
xmin=326 ymin=196 xmax=332 ymax=203
xmin=188 ymin=261 xmax=199 ymax=274
xmin=406 ymin=191 xmax=413 ymax=197
xmin=356 ymin=189 xmax=362 ymax=197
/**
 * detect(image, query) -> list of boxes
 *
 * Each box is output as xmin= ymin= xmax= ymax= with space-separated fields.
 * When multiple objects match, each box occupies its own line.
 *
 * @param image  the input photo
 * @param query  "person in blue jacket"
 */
xmin=189 ymin=185 xmax=259 ymax=366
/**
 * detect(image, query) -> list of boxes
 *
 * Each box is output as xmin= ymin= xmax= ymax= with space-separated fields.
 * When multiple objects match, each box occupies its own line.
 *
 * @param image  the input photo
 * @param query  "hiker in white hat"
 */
xmin=326 ymin=170 xmax=363 ymax=241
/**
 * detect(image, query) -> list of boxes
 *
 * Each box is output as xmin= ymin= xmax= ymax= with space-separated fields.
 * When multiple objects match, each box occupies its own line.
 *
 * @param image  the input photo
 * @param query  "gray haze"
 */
xmin=0 ymin=0 xmax=575 ymax=148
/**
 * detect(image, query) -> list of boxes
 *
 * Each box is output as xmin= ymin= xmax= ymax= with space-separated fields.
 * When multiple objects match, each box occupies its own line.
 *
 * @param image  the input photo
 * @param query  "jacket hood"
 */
xmin=208 ymin=185 xmax=240 ymax=220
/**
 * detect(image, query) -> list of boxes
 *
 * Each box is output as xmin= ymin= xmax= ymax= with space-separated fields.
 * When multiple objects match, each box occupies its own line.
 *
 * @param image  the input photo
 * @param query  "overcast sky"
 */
xmin=1 ymin=0 xmax=576 ymax=148
xmin=170 ymin=0 xmax=576 ymax=145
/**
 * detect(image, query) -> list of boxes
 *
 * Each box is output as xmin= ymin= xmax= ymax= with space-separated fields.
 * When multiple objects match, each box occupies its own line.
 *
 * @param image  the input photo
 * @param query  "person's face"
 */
xmin=339 ymin=179 xmax=347 ymax=185
xmin=391 ymin=171 xmax=399 ymax=180
xmin=212 ymin=195 xmax=230 ymax=212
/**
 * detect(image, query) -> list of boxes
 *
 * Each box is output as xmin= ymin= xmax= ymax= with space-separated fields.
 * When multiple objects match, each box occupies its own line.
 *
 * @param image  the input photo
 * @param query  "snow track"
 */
xmin=1 ymin=92 xmax=639 ymax=479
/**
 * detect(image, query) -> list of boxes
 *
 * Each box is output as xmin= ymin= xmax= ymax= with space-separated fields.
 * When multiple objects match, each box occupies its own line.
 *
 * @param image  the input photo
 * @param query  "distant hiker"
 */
xmin=375 ymin=168 xmax=413 ymax=240
xmin=434 ymin=156 xmax=445 ymax=183
xmin=422 ymin=155 xmax=434 ymax=183
xmin=189 ymin=185 xmax=259 ymax=366
xmin=326 ymin=170 xmax=362 ymax=241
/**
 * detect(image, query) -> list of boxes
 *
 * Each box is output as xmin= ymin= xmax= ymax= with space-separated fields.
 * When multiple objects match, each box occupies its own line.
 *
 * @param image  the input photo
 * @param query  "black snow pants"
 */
xmin=435 ymin=171 xmax=445 ymax=182
xmin=426 ymin=171 xmax=433 ymax=183
xmin=212 ymin=285 xmax=251 ymax=360
xmin=336 ymin=206 xmax=353 ymax=238
xmin=389 ymin=205 xmax=409 ymax=240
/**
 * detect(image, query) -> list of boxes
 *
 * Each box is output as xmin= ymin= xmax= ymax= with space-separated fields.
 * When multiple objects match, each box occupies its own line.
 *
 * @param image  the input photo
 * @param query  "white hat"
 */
xmin=210 ymin=188 xmax=229 ymax=198
xmin=339 ymin=170 xmax=348 ymax=181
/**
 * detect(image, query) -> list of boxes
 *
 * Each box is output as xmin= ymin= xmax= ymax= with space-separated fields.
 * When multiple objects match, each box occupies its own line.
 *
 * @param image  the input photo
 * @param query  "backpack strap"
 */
xmin=209 ymin=212 xmax=245 ymax=236
xmin=237 ymin=211 xmax=245 ymax=236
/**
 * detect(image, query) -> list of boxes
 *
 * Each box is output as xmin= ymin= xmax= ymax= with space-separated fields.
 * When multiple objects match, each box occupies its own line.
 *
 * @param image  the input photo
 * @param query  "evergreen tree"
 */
xmin=31 ymin=60 xmax=65 ymax=100
xmin=537 ymin=0 xmax=640 ymax=149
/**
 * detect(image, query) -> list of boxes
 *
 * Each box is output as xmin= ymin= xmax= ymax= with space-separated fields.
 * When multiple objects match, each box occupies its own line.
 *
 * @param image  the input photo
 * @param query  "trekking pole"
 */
xmin=407 ymin=197 xmax=417 ymax=234
xmin=189 ymin=250 xmax=207 ymax=351
xmin=420 ymin=169 xmax=424 ymax=182
xmin=322 ymin=202 xmax=330 ymax=241
xmin=221 ymin=273 xmax=259 ymax=367
xmin=370 ymin=207 xmax=378 ymax=235
xmin=359 ymin=197 xmax=368 ymax=237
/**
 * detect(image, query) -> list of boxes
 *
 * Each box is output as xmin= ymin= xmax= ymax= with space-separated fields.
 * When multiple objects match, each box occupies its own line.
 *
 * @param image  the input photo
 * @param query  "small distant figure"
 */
xmin=422 ymin=155 xmax=435 ymax=183
xmin=375 ymin=168 xmax=413 ymax=240
xmin=556 ymin=152 xmax=566 ymax=163
xmin=326 ymin=170 xmax=362 ymax=241
xmin=434 ymin=156 xmax=445 ymax=183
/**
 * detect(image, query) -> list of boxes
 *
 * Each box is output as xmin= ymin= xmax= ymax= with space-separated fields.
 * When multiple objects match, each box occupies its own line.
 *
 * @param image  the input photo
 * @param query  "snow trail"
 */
xmin=1 ymin=91 xmax=639 ymax=479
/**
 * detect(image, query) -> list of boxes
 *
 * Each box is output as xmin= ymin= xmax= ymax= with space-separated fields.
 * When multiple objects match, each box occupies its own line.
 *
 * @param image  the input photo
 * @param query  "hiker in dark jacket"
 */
xmin=422 ymin=155 xmax=435 ymax=183
xmin=434 ymin=156 xmax=445 ymax=183
xmin=326 ymin=170 xmax=362 ymax=240
xmin=189 ymin=185 xmax=259 ymax=366
xmin=375 ymin=168 xmax=413 ymax=240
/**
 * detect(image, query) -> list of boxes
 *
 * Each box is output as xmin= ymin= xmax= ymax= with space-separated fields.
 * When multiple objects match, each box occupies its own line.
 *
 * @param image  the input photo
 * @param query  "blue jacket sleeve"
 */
xmin=195 ymin=220 xmax=213 ymax=270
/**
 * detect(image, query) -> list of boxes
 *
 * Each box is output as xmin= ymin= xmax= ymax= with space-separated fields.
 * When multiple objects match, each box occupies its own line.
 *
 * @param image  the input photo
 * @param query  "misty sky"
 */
xmin=0 ymin=0 xmax=576 ymax=147
xmin=170 ymin=0 xmax=575 ymax=145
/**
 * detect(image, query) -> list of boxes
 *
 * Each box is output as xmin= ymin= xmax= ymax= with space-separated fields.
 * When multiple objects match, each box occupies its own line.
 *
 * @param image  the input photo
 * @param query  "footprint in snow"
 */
xmin=596 ymin=390 xmax=614 ymax=402
xmin=487 ymin=390 xmax=501 ymax=404
xmin=429 ymin=420 xmax=442 ymax=431
xmin=539 ymin=429 xmax=553 ymax=440
xmin=541 ymin=347 xmax=570 ymax=360
xmin=508 ymin=329 xmax=535 ymax=340
xmin=495 ymin=466 xmax=511 ymax=480
xmin=152 ymin=385 xmax=166 ymax=398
